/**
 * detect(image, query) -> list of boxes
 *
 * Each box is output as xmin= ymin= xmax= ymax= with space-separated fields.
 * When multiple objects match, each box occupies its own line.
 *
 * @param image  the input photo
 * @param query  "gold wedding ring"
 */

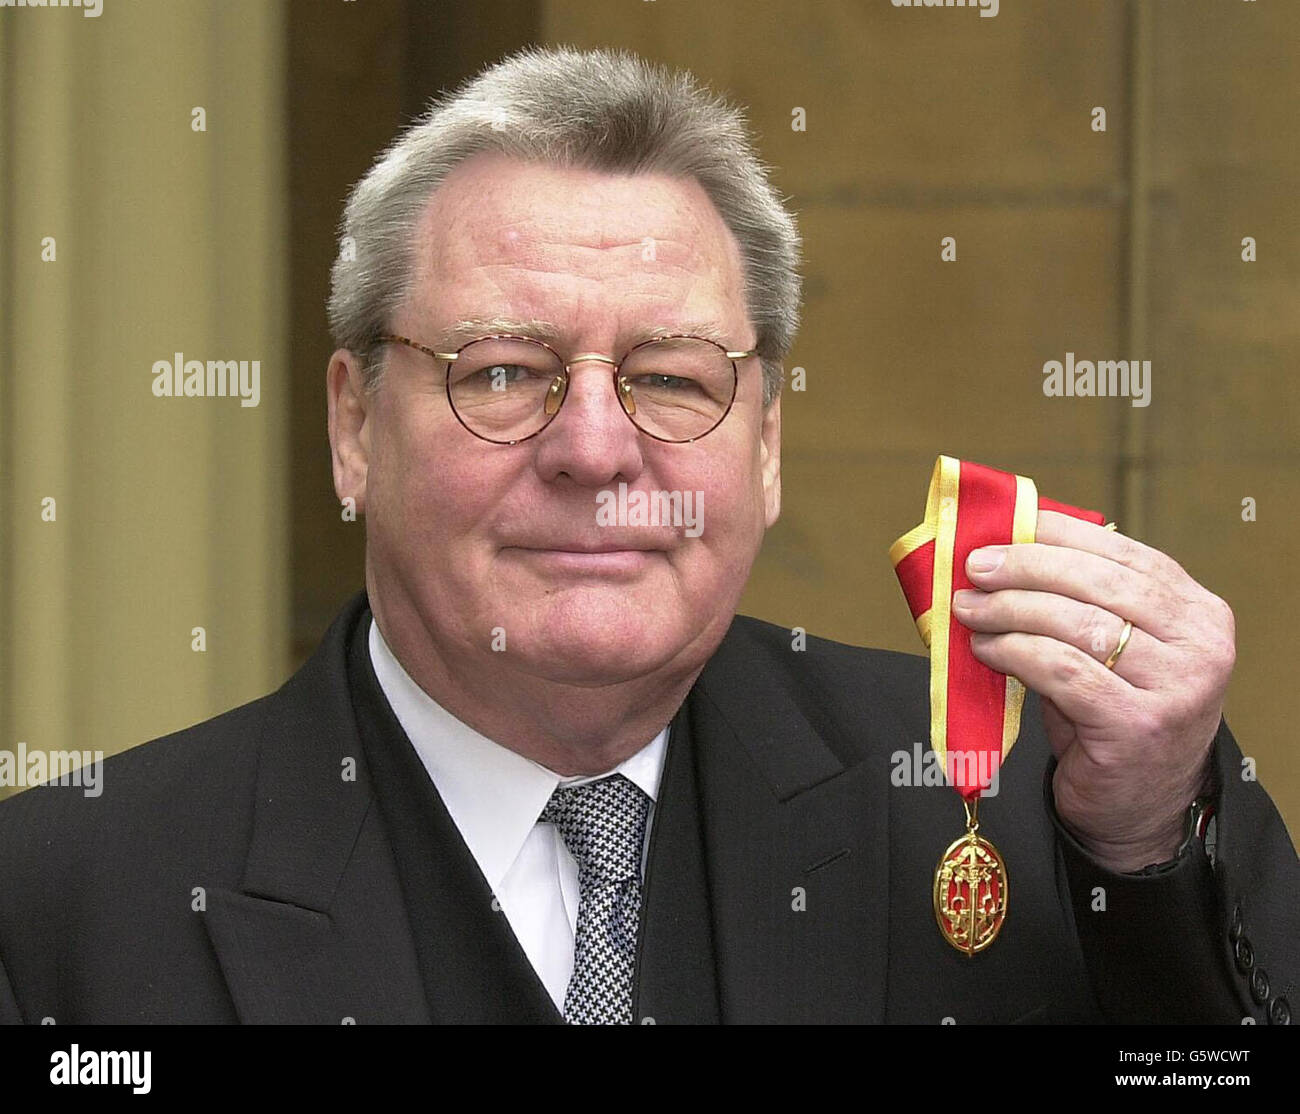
xmin=1104 ymin=620 xmax=1134 ymax=670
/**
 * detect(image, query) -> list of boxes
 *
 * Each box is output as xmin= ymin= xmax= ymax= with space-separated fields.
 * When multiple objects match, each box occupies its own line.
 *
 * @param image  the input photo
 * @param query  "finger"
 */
xmin=967 ymin=629 xmax=1137 ymax=730
xmin=953 ymin=587 xmax=1159 ymax=689
xmin=1034 ymin=509 xmax=1185 ymax=584
xmin=1038 ymin=694 xmax=1076 ymax=762
xmin=964 ymin=541 xmax=1184 ymax=642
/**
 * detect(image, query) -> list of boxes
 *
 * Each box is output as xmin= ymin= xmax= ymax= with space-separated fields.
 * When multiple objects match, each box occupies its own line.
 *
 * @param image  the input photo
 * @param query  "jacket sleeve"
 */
xmin=1047 ymin=716 xmax=1298 ymax=1024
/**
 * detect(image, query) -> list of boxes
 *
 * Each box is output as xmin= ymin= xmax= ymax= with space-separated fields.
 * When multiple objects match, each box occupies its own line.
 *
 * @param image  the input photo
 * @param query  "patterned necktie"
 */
xmin=539 ymin=773 xmax=652 ymax=1024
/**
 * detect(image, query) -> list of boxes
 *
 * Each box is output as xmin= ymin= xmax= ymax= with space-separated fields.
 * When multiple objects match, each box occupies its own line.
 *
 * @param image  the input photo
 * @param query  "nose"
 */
xmin=532 ymin=355 xmax=645 ymax=487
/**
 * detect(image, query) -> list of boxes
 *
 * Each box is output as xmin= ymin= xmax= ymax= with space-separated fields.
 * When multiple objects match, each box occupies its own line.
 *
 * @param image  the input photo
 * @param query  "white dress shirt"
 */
xmin=368 ymin=618 xmax=669 ymax=1012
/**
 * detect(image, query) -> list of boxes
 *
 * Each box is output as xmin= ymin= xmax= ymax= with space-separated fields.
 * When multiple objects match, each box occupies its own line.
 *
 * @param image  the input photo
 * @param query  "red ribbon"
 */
xmin=891 ymin=457 xmax=1107 ymax=800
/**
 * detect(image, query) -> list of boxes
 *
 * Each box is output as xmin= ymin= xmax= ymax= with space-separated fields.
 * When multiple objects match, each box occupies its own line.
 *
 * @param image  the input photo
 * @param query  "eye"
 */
xmin=627 ymin=372 xmax=703 ymax=392
xmin=466 ymin=362 xmax=547 ymax=388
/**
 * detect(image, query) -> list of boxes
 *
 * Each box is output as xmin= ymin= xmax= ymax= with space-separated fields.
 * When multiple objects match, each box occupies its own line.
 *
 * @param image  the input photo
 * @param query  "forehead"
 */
xmin=404 ymin=151 xmax=750 ymax=345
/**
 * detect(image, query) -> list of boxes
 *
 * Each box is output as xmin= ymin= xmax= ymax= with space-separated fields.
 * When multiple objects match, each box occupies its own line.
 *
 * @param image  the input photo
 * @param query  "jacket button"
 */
xmin=1234 ymin=937 xmax=1254 ymax=974
xmin=1249 ymin=968 xmax=1270 ymax=1005
xmin=1270 ymin=997 xmax=1290 ymax=1026
xmin=1228 ymin=903 xmax=1244 ymax=941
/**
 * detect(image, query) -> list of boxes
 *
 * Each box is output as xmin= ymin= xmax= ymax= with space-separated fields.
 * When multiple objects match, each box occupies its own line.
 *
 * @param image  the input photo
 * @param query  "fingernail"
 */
xmin=952 ymin=589 xmax=982 ymax=610
xmin=967 ymin=547 xmax=1005 ymax=574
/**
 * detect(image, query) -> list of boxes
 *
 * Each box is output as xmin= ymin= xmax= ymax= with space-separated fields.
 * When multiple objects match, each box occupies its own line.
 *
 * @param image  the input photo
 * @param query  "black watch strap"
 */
xmin=1128 ymin=795 xmax=1217 ymax=876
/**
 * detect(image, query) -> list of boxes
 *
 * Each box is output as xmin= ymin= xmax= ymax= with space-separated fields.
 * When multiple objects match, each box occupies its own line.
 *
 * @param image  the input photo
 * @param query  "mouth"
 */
xmin=503 ymin=540 xmax=669 ymax=577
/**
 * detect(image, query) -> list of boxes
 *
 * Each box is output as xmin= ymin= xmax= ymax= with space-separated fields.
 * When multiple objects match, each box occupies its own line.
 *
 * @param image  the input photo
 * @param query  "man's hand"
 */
xmin=951 ymin=510 xmax=1234 ymax=872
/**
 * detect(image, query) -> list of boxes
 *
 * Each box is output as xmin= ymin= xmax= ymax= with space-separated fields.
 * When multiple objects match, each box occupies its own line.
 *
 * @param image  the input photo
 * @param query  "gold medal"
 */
xmin=932 ymin=798 xmax=1008 ymax=955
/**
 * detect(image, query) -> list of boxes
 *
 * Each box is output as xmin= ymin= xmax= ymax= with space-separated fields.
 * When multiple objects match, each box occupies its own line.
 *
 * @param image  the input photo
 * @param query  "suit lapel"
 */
xmin=345 ymin=612 xmax=562 ymax=1024
xmin=686 ymin=619 xmax=894 ymax=1023
xmin=202 ymin=594 xmax=430 ymax=1023
xmin=632 ymin=701 xmax=721 ymax=1024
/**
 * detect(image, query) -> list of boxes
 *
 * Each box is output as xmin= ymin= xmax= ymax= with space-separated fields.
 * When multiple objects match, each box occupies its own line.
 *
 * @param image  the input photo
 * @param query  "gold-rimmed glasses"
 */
xmin=377 ymin=332 xmax=756 ymax=445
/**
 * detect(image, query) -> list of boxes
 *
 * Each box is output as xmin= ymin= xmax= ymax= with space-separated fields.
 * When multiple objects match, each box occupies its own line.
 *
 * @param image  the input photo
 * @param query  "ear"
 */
xmin=760 ymin=391 xmax=781 ymax=528
xmin=327 ymin=348 xmax=372 ymax=515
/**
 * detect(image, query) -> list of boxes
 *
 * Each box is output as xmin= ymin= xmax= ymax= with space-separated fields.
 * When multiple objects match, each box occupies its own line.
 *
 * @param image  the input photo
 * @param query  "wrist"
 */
xmin=1051 ymin=756 xmax=1217 ymax=873
xmin=1073 ymin=818 xmax=1187 ymax=873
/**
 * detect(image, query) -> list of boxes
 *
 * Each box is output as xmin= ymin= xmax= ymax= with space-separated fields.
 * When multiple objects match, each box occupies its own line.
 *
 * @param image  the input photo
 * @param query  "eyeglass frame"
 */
xmin=375 ymin=331 xmax=759 ymax=445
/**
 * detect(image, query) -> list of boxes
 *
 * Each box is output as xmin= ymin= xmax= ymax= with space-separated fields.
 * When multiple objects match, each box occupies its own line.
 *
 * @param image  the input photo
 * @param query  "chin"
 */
xmin=509 ymin=588 xmax=703 ymax=688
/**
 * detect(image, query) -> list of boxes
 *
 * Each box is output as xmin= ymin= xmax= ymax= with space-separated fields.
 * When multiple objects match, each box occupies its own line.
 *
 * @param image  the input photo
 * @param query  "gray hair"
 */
xmin=328 ymin=45 xmax=802 ymax=405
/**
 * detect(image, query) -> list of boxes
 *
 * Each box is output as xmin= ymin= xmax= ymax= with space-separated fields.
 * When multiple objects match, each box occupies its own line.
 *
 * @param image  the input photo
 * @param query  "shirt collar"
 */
xmin=367 ymin=617 xmax=668 ymax=891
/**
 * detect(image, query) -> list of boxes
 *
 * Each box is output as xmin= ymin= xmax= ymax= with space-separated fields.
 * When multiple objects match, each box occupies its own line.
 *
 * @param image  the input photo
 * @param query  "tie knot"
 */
xmin=539 ymin=774 xmax=651 ymax=884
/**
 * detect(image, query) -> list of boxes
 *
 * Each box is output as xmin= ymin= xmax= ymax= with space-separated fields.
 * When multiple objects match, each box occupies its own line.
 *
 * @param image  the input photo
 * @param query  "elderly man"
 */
xmin=0 ymin=46 xmax=1295 ymax=1026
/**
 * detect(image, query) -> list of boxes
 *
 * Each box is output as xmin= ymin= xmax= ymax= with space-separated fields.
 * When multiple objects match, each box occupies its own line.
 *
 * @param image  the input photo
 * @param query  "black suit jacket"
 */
xmin=0 ymin=592 xmax=1295 ymax=1024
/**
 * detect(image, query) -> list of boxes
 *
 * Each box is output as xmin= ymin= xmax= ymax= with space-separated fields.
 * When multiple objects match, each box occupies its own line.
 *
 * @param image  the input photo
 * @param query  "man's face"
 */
xmin=332 ymin=150 xmax=781 ymax=689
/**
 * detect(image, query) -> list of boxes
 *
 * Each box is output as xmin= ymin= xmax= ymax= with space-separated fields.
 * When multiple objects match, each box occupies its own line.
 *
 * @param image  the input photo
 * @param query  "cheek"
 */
xmin=711 ymin=419 xmax=769 ymax=507
xmin=369 ymin=410 xmax=483 ymax=549
xmin=370 ymin=412 xmax=425 ymax=517
xmin=669 ymin=436 xmax=768 ymax=563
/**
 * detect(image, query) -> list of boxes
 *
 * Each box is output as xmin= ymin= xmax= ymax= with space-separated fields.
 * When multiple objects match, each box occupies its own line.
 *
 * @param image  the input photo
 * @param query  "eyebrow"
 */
xmin=435 ymin=316 xmax=565 ymax=349
xmin=433 ymin=315 xmax=738 ymax=352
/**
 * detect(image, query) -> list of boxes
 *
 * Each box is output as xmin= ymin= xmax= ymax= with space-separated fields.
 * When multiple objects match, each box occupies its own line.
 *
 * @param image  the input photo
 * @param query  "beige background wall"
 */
xmin=3 ymin=1 xmax=1295 ymax=834
xmin=0 ymin=1 xmax=289 ymax=788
